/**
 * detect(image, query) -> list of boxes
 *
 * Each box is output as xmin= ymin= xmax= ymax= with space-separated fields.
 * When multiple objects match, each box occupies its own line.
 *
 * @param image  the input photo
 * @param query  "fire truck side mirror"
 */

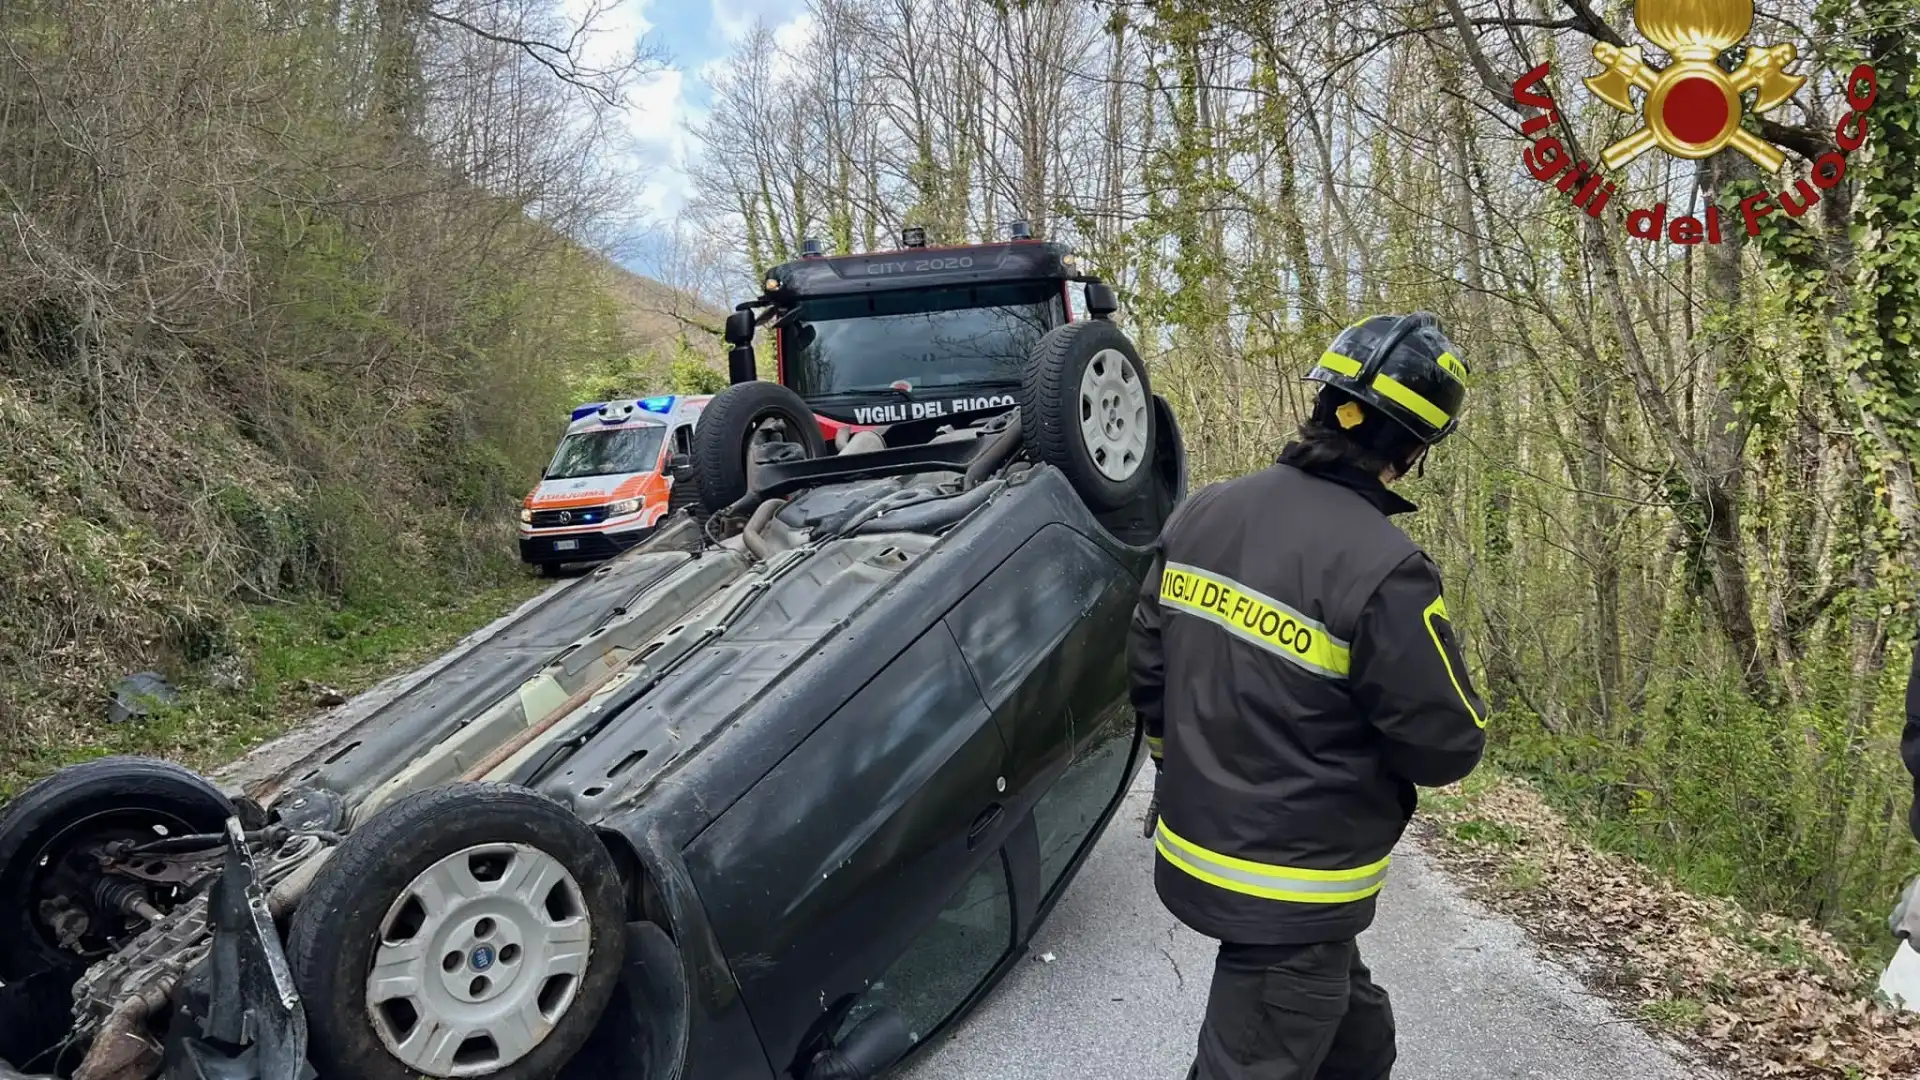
xmin=723 ymin=310 xmax=755 ymax=345
xmin=728 ymin=346 xmax=757 ymax=384
xmin=1085 ymin=282 xmax=1118 ymax=319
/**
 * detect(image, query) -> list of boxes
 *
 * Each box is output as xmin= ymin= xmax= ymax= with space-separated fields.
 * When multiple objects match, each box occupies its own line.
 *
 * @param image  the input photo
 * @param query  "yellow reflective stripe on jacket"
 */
xmin=1145 ymin=734 xmax=1163 ymax=759
xmin=1423 ymin=595 xmax=1485 ymax=729
xmin=1159 ymin=561 xmax=1350 ymax=680
xmin=1314 ymin=351 xmax=1452 ymax=429
xmin=1155 ymin=820 xmax=1389 ymax=904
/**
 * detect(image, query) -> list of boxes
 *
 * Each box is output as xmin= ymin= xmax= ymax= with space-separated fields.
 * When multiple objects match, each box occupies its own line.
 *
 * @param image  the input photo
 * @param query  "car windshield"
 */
xmin=780 ymin=281 xmax=1063 ymax=399
xmin=544 ymin=424 xmax=666 ymax=480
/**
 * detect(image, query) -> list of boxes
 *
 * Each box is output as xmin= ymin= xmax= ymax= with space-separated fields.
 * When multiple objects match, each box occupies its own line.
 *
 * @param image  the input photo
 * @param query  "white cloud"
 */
xmin=769 ymin=12 xmax=816 ymax=79
xmin=660 ymin=6 xmax=813 ymax=236
xmin=567 ymin=0 xmax=820 ymax=230
xmin=708 ymin=0 xmax=804 ymax=45
xmin=626 ymin=67 xmax=685 ymax=145
xmin=624 ymin=68 xmax=699 ymax=220
xmin=709 ymin=0 xmax=757 ymax=44
xmin=549 ymin=1 xmax=698 ymax=222
xmin=693 ymin=10 xmax=814 ymax=88
xmin=561 ymin=0 xmax=655 ymax=73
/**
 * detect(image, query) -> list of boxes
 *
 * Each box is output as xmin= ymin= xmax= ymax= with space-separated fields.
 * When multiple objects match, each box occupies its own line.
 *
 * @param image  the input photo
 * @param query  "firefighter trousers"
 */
xmin=1183 ymin=938 xmax=1395 ymax=1080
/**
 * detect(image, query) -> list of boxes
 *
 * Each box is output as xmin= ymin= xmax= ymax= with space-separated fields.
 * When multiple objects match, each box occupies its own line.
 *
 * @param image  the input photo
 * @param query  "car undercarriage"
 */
xmin=1 ymin=268 xmax=1186 ymax=1080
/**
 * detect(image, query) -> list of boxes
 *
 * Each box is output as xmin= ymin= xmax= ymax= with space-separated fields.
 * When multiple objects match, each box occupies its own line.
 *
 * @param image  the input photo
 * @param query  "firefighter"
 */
xmin=1905 ymin=645 xmax=1920 ymax=845
xmin=1892 ymin=648 xmax=1920 ymax=949
xmin=1129 ymin=312 xmax=1489 ymax=1079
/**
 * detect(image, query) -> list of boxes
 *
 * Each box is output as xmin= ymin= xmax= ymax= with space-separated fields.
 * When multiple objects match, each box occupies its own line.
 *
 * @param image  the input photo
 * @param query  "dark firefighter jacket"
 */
xmin=1128 ymin=442 xmax=1489 ymax=945
xmin=1904 ymin=644 xmax=1920 ymax=842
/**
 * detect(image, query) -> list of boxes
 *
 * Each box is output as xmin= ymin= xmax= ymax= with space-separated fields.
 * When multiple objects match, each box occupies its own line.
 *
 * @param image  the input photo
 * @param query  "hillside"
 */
xmin=0 ymin=0 xmax=728 ymax=791
xmin=0 ymin=249 xmax=716 ymax=791
xmin=570 ymin=255 xmax=733 ymax=403
xmin=598 ymin=256 xmax=729 ymax=355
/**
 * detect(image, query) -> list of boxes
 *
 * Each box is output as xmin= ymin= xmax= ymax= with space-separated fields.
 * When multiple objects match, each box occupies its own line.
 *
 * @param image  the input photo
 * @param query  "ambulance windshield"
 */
xmin=545 ymin=423 xmax=667 ymax=480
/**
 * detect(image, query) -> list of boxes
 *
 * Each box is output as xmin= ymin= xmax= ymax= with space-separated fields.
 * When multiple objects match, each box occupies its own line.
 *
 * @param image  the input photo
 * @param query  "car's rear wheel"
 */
xmin=287 ymin=783 xmax=625 ymax=1080
xmin=688 ymin=381 xmax=826 ymax=514
xmin=0 ymin=755 xmax=234 ymax=982
xmin=1020 ymin=320 xmax=1157 ymax=511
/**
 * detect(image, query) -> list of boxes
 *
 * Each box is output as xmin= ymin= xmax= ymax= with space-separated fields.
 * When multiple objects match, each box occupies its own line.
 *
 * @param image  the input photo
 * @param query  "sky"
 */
xmin=561 ymin=0 xmax=812 ymax=280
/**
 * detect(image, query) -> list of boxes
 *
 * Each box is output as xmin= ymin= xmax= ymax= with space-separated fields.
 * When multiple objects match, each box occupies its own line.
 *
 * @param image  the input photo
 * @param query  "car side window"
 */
xmin=1032 ymin=704 xmax=1133 ymax=900
xmin=836 ymin=850 xmax=1014 ymax=1046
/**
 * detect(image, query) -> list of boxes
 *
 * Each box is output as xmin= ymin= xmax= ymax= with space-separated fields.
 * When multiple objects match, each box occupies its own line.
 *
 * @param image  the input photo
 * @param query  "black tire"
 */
xmin=689 ymin=381 xmax=825 ymax=513
xmin=0 ymin=756 xmax=234 ymax=982
xmin=287 ymin=782 xmax=626 ymax=1080
xmin=535 ymin=562 xmax=562 ymax=578
xmin=1019 ymin=320 xmax=1157 ymax=512
xmin=0 ymin=968 xmax=82 ymax=1072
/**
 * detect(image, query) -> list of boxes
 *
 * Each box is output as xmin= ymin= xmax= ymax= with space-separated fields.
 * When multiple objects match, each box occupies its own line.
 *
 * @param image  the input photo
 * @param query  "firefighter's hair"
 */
xmin=1295 ymin=389 xmax=1425 ymax=477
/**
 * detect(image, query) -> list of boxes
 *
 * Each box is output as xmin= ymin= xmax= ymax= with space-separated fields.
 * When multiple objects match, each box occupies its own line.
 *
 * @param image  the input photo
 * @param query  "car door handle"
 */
xmin=967 ymin=804 xmax=1003 ymax=850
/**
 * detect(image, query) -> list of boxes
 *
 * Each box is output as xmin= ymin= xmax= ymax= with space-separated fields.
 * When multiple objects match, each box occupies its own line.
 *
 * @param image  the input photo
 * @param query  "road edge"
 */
xmin=1415 ymin=772 xmax=1920 ymax=1078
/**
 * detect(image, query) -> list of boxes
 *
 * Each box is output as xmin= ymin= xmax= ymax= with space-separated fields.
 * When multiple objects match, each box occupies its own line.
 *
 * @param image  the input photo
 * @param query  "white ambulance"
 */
xmin=517 ymin=394 xmax=710 ymax=574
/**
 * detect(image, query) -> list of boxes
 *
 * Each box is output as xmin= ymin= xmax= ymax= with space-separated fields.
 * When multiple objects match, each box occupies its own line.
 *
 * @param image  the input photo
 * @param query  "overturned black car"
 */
xmin=0 ymin=231 xmax=1187 ymax=1080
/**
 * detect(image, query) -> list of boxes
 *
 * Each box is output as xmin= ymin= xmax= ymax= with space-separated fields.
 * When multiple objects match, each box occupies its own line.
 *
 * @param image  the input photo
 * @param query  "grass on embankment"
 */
xmin=0 ymin=578 xmax=548 ymax=802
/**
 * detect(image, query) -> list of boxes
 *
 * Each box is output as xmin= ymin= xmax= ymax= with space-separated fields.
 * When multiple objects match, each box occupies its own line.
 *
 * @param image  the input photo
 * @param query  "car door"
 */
xmin=943 ymin=522 xmax=1144 ymax=912
xmin=681 ymin=622 xmax=1016 ymax=1074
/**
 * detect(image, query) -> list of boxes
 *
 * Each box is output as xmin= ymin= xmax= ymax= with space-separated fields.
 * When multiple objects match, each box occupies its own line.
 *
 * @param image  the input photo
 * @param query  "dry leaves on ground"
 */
xmin=1416 ymin=774 xmax=1920 ymax=1079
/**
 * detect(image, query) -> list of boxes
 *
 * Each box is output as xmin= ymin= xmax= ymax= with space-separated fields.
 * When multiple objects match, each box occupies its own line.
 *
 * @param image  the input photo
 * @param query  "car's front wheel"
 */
xmin=287 ymin=783 xmax=626 ymax=1080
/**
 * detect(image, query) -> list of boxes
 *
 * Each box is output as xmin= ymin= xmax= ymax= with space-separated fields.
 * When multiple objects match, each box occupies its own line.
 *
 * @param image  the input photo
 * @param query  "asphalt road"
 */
xmin=896 ymin=765 xmax=1715 ymax=1080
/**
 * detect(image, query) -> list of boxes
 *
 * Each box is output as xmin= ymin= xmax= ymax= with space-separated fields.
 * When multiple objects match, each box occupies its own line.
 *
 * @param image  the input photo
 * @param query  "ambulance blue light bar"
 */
xmin=569 ymin=402 xmax=605 ymax=422
xmin=637 ymin=395 xmax=676 ymax=414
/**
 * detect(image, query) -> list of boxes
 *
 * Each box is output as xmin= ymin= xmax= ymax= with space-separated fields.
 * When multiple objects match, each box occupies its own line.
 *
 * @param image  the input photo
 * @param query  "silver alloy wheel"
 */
xmin=364 ymin=842 xmax=592 ymax=1077
xmin=1078 ymin=348 xmax=1149 ymax=482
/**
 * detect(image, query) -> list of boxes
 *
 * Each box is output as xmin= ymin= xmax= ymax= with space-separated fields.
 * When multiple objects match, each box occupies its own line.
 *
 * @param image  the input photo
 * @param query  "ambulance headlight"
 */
xmin=519 ymin=507 xmax=533 ymax=523
xmin=607 ymin=498 xmax=641 ymax=517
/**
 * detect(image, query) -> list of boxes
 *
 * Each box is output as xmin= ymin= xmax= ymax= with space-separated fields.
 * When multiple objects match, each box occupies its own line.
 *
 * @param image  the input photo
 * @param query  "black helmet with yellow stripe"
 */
xmin=1304 ymin=312 xmax=1469 ymax=448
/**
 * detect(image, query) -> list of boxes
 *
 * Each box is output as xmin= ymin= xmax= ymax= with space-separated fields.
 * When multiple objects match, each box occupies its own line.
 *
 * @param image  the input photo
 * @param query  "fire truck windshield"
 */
xmin=779 ymin=281 xmax=1064 ymax=400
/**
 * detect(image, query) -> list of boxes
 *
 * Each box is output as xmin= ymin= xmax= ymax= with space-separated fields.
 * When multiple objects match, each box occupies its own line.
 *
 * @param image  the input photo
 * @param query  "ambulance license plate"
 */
xmin=554 ymin=539 xmax=578 ymax=551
